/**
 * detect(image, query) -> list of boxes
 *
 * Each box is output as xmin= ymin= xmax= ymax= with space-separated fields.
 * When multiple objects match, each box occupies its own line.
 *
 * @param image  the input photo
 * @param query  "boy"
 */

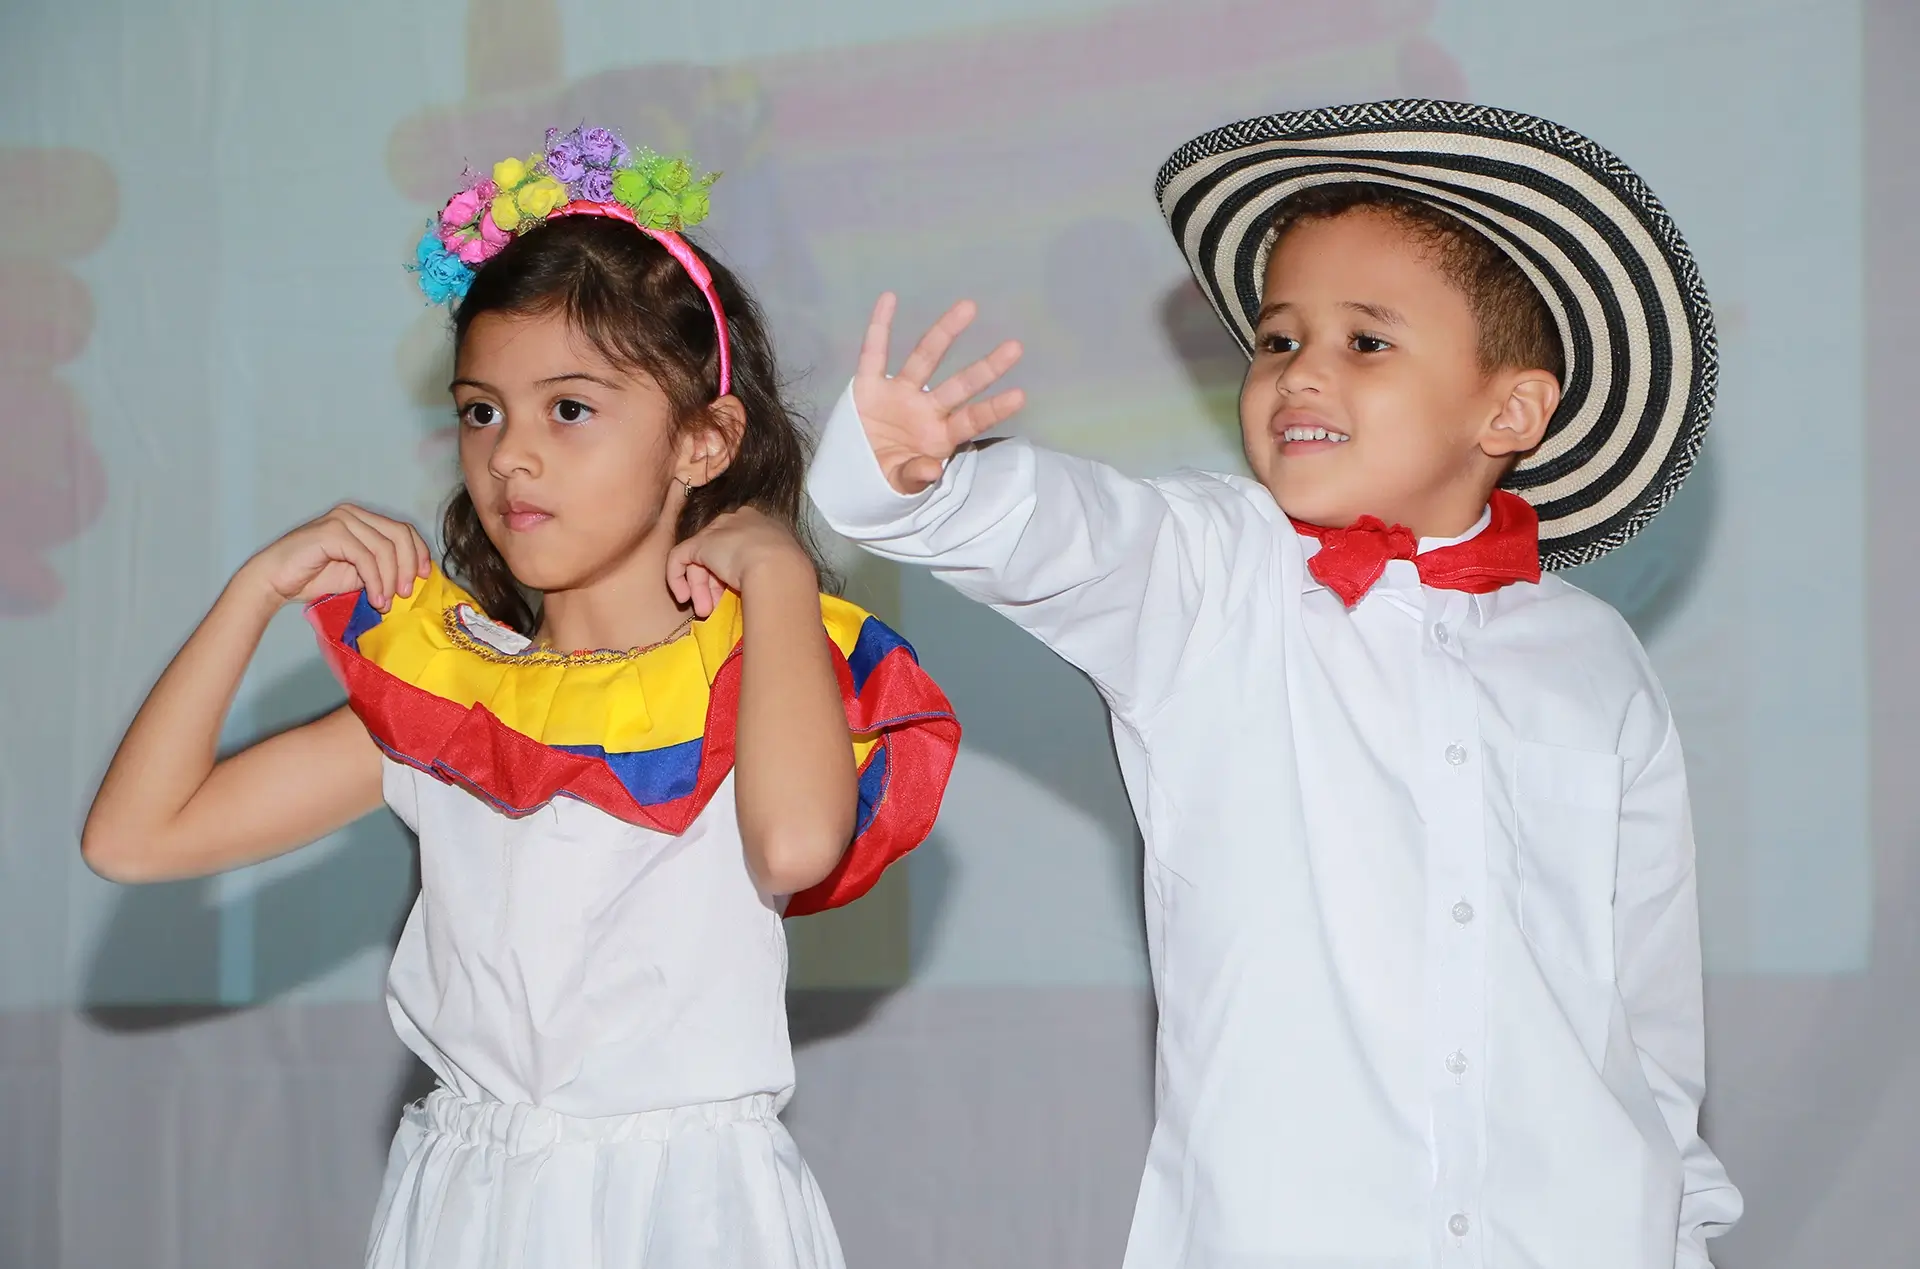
xmin=808 ymin=101 xmax=1741 ymax=1268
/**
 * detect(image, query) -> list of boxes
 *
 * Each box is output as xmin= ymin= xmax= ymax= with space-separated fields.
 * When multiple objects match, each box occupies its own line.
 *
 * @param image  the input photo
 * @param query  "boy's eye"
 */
xmin=1257 ymin=333 xmax=1299 ymax=355
xmin=459 ymin=401 xmax=500 ymax=429
xmin=1352 ymin=334 xmax=1393 ymax=354
xmin=552 ymin=398 xmax=594 ymax=425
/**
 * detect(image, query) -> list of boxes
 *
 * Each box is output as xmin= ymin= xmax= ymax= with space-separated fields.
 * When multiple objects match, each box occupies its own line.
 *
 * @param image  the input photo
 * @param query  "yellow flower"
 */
xmin=490 ymin=191 xmax=523 ymax=231
xmin=492 ymin=156 xmax=527 ymax=190
xmin=516 ymin=176 xmax=567 ymax=219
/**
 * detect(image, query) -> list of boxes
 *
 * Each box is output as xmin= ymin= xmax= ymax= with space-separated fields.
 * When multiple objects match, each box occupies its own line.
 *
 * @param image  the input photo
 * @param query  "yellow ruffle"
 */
xmin=351 ymin=569 xmax=879 ymax=759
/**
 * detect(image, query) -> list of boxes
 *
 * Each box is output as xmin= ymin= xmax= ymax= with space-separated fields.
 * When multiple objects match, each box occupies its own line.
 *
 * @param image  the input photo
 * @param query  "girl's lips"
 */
xmin=503 ymin=503 xmax=553 ymax=532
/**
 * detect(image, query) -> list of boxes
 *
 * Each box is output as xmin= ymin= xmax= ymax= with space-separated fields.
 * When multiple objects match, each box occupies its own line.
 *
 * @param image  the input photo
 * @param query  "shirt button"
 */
xmin=1445 ymin=1050 xmax=1470 ymax=1077
xmin=1451 ymin=900 xmax=1476 ymax=925
xmin=1448 ymin=1213 xmax=1471 ymax=1238
xmin=1433 ymin=622 xmax=1450 ymax=646
xmin=1444 ymin=743 xmax=1468 ymax=766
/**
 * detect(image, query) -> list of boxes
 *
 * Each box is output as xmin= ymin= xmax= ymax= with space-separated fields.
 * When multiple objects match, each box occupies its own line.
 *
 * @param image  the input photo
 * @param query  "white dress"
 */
xmin=365 ymin=767 xmax=842 ymax=1269
xmin=306 ymin=571 xmax=960 ymax=1269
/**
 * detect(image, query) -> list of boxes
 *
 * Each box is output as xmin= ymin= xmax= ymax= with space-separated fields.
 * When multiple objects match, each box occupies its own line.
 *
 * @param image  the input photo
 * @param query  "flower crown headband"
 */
xmin=412 ymin=124 xmax=731 ymax=397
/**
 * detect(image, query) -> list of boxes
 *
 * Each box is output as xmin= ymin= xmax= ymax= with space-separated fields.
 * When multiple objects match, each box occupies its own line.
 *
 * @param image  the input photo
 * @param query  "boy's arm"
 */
xmin=809 ymin=296 xmax=1235 ymax=719
xmin=1615 ymin=714 xmax=1743 ymax=1266
xmin=809 ymin=378 xmax=1213 ymax=721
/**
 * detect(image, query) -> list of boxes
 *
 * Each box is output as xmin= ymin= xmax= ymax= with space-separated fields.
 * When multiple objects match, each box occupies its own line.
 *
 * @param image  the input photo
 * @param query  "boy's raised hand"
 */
xmin=853 ymin=293 xmax=1025 ymax=494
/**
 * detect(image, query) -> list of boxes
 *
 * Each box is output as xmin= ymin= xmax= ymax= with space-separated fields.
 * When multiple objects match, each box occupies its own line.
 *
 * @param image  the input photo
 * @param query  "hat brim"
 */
xmin=1156 ymin=100 xmax=1715 ymax=571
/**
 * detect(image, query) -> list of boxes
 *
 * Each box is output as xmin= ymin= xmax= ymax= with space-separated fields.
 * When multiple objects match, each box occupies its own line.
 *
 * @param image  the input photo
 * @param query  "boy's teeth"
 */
xmin=1283 ymin=426 xmax=1348 ymax=442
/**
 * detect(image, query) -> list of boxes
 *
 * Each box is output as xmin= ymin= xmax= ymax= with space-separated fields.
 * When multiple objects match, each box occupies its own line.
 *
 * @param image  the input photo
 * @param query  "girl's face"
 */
xmin=452 ymin=309 xmax=717 ymax=599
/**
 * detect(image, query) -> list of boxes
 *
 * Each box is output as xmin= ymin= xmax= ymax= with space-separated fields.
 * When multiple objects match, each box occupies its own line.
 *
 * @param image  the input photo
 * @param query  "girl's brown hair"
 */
xmin=442 ymin=214 xmax=828 ymax=633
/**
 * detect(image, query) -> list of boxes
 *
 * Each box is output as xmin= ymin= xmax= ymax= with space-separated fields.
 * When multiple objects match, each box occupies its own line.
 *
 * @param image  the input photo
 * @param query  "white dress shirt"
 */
xmin=807 ymin=384 xmax=1741 ymax=1269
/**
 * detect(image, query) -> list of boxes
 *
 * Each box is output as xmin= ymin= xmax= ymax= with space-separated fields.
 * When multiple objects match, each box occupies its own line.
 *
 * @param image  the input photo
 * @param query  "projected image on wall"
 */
xmin=2 ymin=0 xmax=1867 ymax=1018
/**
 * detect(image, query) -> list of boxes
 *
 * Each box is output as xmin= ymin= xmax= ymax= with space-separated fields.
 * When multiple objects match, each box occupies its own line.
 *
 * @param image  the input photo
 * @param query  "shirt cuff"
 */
xmin=807 ymin=378 xmax=935 ymax=534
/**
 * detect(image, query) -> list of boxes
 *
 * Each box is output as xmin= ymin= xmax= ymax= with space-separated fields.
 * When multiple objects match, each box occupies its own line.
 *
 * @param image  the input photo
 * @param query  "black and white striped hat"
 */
xmin=1156 ymin=99 xmax=1715 ymax=571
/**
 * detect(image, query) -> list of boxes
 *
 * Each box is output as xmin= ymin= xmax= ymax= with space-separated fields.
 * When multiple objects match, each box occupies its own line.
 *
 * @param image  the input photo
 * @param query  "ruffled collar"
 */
xmin=306 ymin=569 xmax=961 ymax=912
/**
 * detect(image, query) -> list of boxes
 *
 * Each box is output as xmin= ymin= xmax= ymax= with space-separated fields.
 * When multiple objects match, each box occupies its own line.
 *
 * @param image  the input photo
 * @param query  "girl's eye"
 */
xmin=1257 ymin=333 xmax=1299 ymax=355
xmin=459 ymin=401 xmax=500 ymax=429
xmin=552 ymin=398 xmax=594 ymax=425
xmin=1352 ymin=334 xmax=1393 ymax=354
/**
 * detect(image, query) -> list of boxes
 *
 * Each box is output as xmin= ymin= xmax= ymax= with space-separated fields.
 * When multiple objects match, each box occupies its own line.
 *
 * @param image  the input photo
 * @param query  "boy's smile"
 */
xmin=1238 ymin=208 xmax=1559 ymax=539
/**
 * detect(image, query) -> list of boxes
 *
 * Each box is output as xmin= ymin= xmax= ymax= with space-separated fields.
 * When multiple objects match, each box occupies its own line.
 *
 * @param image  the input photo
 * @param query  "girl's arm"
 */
xmin=668 ymin=510 xmax=857 ymax=897
xmin=82 ymin=505 xmax=431 ymax=883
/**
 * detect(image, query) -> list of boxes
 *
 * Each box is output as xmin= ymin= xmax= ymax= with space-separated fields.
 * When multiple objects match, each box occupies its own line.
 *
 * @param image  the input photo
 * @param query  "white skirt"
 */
xmin=366 ymin=1088 xmax=846 ymax=1269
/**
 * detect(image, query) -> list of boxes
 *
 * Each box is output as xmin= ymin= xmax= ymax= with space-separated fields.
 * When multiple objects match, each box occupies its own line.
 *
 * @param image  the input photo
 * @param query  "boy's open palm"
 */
xmin=854 ymin=293 xmax=1026 ymax=494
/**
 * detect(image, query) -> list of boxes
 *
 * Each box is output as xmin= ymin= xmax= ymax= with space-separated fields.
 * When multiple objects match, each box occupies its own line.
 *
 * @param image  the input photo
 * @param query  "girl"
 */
xmin=82 ymin=126 xmax=959 ymax=1269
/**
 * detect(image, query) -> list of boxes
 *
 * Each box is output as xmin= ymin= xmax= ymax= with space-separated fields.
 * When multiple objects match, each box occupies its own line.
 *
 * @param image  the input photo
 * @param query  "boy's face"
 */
xmin=1238 ymin=208 xmax=1557 ymax=536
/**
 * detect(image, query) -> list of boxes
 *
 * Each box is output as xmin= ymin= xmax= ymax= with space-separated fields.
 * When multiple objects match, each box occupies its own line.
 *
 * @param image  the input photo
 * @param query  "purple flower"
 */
xmin=578 ymin=167 xmax=614 ymax=203
xmin=545 ymin=139 xmax=585 ymax=185
xmin=579 ymin=127 xmax=625 ymax=168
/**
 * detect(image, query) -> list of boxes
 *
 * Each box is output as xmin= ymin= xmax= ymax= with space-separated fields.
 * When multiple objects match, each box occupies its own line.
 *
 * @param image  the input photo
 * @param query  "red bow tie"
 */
xmin=1292 ymin=490 xmax=1542 ymax=607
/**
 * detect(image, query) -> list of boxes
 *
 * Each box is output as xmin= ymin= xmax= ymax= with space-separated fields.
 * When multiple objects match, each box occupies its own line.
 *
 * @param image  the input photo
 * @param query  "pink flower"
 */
xmin=449 ymin=209 xmax=513 ymax=265
xmin=440 ymin=187 xmax=485 ymax=231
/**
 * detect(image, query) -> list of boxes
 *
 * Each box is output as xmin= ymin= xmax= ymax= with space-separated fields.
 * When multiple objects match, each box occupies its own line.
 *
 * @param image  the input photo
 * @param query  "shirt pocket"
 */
xmin=1514 ymin=740 xmax=1623 ymax=983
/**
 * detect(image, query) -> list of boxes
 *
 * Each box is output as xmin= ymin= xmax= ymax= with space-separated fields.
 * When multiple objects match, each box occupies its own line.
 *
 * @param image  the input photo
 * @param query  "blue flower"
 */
xmin=412 ymin=228 xmax=474 ymax=305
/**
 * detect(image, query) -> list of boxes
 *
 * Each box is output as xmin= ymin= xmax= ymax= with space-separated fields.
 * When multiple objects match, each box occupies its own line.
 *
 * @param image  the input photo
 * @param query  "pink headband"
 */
xmin=415 ymin=129 xmax=731 ymax=401
xmin=551 ymin=200 xmax=732 ymax=399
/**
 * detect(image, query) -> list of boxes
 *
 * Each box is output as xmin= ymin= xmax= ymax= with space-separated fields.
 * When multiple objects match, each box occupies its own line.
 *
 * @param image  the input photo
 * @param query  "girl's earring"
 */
xmin=680 ymin=477 xmax=695 ymax=496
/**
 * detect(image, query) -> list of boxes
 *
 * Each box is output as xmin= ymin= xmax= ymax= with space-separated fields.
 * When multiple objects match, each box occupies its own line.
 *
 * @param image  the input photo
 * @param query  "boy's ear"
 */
xmin=1481 ymin=369 xmax=1561 ymax=459
xmin=678 ymin=394 xmax=748 ymax=487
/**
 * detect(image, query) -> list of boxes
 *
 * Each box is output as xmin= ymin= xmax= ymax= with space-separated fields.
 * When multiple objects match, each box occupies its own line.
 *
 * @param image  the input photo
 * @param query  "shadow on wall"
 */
xmin=81 ymin=659 xmax=417 ymax=1019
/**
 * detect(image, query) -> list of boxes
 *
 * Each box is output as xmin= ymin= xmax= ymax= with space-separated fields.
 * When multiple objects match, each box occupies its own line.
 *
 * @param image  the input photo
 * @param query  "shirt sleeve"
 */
xmin=1614 ymin=714 xmax=1744 ymax=1266
xmin=806 ymin=379 xmax=1242 ymax=723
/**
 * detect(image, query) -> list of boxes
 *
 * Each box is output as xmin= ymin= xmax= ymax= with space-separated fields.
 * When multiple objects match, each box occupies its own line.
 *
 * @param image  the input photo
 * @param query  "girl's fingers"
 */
xmin=894 ymin=300 xmax=977 ymax=387
xmin=665 ymin=541 xmax=694 ymax=605
xmin=686 ymin=564 xmax=714 ymax=619
xmin=338 ymin=513 xmax=400 ymax=608
xmin=385 ymin=526 xmax=420 ymax=597
xmin=327 ymin=527 xmax=387 ymax=608
xmin=855 ymin=293 xmax=898 ymax=381
xmin=411 ymin=526 xmax=433 ymax=579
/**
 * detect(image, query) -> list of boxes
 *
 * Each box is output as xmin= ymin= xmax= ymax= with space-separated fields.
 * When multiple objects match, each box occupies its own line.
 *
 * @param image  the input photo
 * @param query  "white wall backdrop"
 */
xmin=1 ymin=0 xmax=1913 ymax=1265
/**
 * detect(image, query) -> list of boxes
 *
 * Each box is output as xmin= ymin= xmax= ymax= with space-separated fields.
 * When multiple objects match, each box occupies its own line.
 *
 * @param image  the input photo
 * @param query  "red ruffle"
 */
xmin=309 ymin=590 xmax=960 ymax=914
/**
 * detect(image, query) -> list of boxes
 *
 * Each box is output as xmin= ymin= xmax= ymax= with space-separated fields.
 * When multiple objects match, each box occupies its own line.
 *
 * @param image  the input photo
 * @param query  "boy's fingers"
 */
xmin=855 ymin=293 xmax=897 ymax=381
xmin=895 ymin=300 xmax=976 ymax=387
xmin=949 ymin=388 xmax=1026 ymax=445
xmin=929 ymin=339 xmax=1023 ymax=411
xmin=899 ymin=455 xmax=946 ymax=489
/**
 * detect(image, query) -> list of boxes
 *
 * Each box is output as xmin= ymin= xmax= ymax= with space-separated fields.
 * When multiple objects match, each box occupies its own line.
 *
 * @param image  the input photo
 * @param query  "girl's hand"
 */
xmin=667 ymin=507 xmax=814 ymax=619
xmin=240 ymin=504 xmax=432 ymax=613
xmin=854 ymin=293 xmax=1026 ymax=494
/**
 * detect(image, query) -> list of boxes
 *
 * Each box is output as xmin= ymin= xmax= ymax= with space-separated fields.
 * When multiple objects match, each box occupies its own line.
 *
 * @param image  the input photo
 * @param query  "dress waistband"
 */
xmin=408 ymin=1086 xmax=783 ymax=1156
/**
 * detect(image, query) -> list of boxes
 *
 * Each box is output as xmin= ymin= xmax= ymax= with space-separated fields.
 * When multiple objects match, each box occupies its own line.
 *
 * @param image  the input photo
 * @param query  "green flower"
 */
xmin=608 ymin=152 xmax=718 ymax=230
xmin=675 ymin=185 xmax=710 ymax=225
xmin=612 ymin=167 xmax=649 ymax=208
xmin=636 ymin=189 xmax=681 ymax=228
xmin=655 ymin=158 xmax=692 ymax=194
